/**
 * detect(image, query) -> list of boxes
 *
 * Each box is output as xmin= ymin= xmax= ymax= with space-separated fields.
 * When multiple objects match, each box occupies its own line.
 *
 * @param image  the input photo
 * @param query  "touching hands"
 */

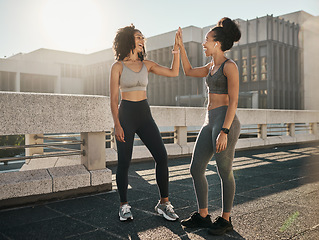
xmin=175 ymin=27 xmax=183 ymax=48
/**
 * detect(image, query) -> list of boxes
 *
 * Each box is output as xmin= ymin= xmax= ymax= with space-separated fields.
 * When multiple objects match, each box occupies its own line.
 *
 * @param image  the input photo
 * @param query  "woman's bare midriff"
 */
xmin=121 ymin=91 xmax=147 ymax=102
xmin=207 ymin=93 xmax=229 ymax=110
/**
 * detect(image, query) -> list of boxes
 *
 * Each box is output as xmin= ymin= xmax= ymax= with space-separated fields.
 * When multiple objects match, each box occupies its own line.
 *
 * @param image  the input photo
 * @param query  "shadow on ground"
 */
xmin=0 ymin=142 xmax=318 ymax=239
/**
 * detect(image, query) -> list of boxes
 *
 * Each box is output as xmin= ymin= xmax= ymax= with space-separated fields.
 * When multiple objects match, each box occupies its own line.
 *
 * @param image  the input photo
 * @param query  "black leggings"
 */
xmin=116 ymin=99 xmax=168 ymax=203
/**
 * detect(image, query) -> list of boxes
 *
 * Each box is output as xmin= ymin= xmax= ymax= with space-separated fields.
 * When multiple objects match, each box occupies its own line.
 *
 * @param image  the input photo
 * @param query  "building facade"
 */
xmin=1 ymin=11 xmax=318 ymax=110
xmin=0 ymin=48 xmax=114 ymax=96
xmin=225 ymin=15 xmax=302 ymax=109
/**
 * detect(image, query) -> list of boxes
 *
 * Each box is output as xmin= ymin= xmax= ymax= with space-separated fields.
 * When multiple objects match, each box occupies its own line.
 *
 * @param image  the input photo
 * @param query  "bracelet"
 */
xmin=172 ymin=49 xmax=180 ymax=54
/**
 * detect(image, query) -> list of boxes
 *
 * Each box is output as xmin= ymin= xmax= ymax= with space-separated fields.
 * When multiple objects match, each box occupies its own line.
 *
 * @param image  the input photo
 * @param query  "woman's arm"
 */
xmin=109 ymin=62 xmax=125 ymax=142
xmin=222 ymin=60 xmax=239 ymax=129
xmin=144 ymin=30 xmax=180 ymax=77
xmin=178 ymin=28 xmax=210 ymax=78
xmin=215 ymin=60 xmax=239 ymax=153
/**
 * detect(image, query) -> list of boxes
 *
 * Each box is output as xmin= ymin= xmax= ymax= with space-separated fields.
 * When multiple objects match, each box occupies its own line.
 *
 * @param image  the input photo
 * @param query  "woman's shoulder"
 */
xmin=224 ymin=59 xmax=238 ymax=70
xmin=223 ymin=59 xmax=238 ymax=76
xmin=111 ymin=61 xmax=123 ymax=71
xmin=143 ymin=59 xmax=155 ymax=66
xmin=142 ymin=59 xmax=157 ymax=71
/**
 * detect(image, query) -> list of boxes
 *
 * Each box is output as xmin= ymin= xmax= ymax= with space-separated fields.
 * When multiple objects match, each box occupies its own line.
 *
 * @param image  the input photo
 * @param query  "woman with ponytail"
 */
xmin=177 ymin=18 xmax=241 ymax=235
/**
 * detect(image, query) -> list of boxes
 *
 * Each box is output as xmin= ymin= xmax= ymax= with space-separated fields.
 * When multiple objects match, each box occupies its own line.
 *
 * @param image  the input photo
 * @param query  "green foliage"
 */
xmin=0 ymin=135 xmax=25 ymax=158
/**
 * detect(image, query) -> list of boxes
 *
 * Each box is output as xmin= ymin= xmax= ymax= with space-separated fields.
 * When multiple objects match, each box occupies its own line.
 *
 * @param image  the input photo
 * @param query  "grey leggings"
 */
xmin=190 ymin=105 xmax=241 ymax=212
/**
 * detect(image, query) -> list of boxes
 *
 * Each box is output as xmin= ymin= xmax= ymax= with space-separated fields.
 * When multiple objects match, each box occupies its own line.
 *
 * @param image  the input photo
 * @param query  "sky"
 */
xmin=0 ymin=0 xmax=318 ymax=58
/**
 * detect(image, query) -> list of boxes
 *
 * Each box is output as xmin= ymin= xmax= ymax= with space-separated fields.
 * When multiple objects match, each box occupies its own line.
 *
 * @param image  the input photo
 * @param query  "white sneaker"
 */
xmin=119 ymin=204 xmax=133 ymax=222
xmin=155 ymin=201 xmax=179 ymax=221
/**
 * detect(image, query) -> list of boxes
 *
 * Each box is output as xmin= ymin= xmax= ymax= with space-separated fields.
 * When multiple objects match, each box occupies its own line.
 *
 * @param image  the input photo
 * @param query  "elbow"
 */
xmin=184 ymin=68 xmax=192 ymax=76
xmin=110 ymin=96 xmax=119 ymax=106
xmin=173 ymin=71 xmax=179 ymax=77
xmin=229 ymin=99 xmax=238 ymax=108
xmin=169 ymin=69 xmax=179 ymax=77
xmin=185 ymin=71 xmax=192 ymax=77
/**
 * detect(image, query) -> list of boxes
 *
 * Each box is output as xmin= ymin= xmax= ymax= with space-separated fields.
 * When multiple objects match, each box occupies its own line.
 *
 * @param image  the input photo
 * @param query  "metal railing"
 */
xmin=0 ymin=134 xmax=85 ymax=163
xmin=295 ymin=123 xmax=311 ymax=133
xmin=1 ymin=122 xmax=317 ymax=164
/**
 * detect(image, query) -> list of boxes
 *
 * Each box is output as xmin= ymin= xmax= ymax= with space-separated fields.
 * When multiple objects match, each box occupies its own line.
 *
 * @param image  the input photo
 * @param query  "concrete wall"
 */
xmin=0 ymin=92 xmax=113 ymax=207
xmin=279 ymin=11 xmax=319 ymax=110
xmin=301 ymin=16 xmax=319 ymax=110
xmin=1 ymin=91 xmax=317 ymax=168
xmin=1 ymin=92 xmax=318 ymax=135
xmin=0 ymin=91 xmax=112 ymax=136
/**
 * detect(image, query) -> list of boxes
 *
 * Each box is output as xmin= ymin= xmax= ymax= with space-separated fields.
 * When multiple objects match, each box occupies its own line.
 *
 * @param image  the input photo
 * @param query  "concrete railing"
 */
xmin=0 ymin=91 xmax=319 ymax=208
xmin=0 ymin=92 xmax=113 ymax=207
xmin=105 ymin=106 xmax=319 ymax=163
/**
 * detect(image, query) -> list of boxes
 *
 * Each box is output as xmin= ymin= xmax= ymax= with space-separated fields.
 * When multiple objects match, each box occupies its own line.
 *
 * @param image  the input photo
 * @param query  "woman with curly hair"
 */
xmin=110 ymin=24 xmax=180 ymax=222
xmin=177 ymin=18 xmax=241 ymax=235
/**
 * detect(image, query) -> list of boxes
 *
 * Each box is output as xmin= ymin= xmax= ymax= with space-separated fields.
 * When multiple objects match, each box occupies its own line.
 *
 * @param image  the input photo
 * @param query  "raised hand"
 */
xmin=176 ymin=27 xmax=183 ymax=47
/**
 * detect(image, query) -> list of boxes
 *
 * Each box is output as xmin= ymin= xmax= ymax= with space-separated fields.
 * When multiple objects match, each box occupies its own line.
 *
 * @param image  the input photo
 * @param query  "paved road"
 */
xmin=0 ymin=142 xmax=318 ymax=239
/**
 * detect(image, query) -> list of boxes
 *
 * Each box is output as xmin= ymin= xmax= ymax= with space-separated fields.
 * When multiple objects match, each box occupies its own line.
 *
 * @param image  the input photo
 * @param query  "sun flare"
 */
xmin=42 ymin=0 xmax=103 ymax=53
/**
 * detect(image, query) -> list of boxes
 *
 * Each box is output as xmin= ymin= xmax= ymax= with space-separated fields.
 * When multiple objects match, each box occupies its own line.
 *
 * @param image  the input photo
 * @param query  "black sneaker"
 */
xmin=207 ymin=216 xmax=233 ymax=235
xmin=181 ymin=212 xmax=213 ymax=228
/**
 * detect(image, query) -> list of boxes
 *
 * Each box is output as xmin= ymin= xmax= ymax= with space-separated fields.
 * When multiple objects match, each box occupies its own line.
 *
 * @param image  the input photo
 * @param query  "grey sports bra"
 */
xmin=119 ymin=62 xmax=148 ymax=92
xmin=206 ymin=59 xmax=229 ymax=94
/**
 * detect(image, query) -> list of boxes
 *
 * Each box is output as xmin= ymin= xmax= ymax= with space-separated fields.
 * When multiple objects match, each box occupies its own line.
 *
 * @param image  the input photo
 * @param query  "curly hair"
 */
xmin=113 ymin=24 xmax=146 ymax=61
xmin=210 ymin=17 xmax=241 ymax=52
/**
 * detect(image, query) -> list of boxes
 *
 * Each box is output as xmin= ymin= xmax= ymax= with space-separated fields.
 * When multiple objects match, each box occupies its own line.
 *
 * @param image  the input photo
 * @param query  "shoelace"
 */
xmin=165 ymin=203 xmax=175 ymax=213
xmin=121 ymin=204 xmax=131 ymax=215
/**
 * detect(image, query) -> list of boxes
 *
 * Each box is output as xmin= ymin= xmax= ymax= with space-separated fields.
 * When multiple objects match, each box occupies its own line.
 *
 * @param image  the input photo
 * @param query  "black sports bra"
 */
xmin=206 ymin=59 xmax=229 ymax=94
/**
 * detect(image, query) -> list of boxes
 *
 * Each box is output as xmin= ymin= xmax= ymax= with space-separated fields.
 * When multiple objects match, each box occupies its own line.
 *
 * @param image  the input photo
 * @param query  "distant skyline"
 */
xmin=0 ymin=0 xmax=318 ymax=58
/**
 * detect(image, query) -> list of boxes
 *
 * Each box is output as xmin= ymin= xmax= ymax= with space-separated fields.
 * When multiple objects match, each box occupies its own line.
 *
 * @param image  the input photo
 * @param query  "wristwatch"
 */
xmin=221 ymin=128 xmax=230 ymax=134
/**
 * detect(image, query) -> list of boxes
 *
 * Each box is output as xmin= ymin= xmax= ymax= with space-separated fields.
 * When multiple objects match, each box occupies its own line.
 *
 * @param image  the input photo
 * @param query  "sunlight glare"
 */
xmin=42 ymin=0 xmax=103 ymax=53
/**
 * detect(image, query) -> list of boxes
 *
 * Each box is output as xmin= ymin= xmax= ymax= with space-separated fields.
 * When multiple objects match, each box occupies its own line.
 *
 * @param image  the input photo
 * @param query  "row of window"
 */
xmin=231 ymin=46 xmax=267 ymax=83
xmin=0 ymin=71 xmax=16 ymax=91
xmin=231 ymin=44 xmax=299 ymax=84
xmin=0 ymin=72 xmax=55 ymax=93
xmin=20 ymin=74 xmax=55 ymax=93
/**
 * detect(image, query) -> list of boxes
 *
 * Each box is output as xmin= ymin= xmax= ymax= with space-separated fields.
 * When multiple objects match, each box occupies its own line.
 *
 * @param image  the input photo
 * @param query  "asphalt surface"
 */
xmin=0 ymin=142 xmax=318 ymax=240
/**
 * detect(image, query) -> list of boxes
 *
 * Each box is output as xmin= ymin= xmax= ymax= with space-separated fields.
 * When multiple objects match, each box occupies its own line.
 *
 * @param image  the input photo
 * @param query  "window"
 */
xmin=258 ymin=90 xmax=267 ymax=109
xmin=259 ymin=46 xmax=267 ymax=81
xmin=250 ymin=47 xmax=257 ymax=81
xmin=20 ymin=74 xmax=55 ymax=93
xmin=241 ymin=49 xmax=248 ymax=82
xmin=0 ymin=71 xmax=15 ymax=91
xmin=260 ymin=57 xmax=267 ymax=80
xmin=232 ymin=50 xmax=239 ymax=68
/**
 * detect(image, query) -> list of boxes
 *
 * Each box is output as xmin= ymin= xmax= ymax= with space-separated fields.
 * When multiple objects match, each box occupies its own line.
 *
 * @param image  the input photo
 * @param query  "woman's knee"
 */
xmin=154 ymin=153 xmax=168 ymax=167
xmin=216 ymin=162 xmax=234 ymax=182
xmin=190 ymin=162 xmax=204 ymax=179
xmin=218 ymin=169 xmax=232 ymax=181
xmin=117 ymin=158 xmax=131 ymax=170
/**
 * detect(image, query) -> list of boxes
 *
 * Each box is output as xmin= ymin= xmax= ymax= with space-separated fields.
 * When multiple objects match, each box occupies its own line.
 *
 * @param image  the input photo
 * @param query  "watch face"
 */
xmin=222 ymin=128 xmax=229 ymax=134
